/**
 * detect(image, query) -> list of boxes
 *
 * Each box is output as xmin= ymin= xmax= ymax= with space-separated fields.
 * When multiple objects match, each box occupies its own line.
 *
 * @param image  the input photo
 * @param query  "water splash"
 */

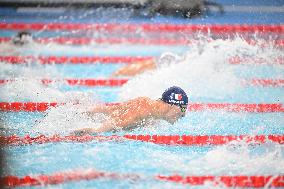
xmin=135 ymin=141 xmax=284 ymax=175
xmin=32 ymin=104 xmax=106 ymax=135
xmin=0 ymin=63 xmax=94 ymax=102
xmin=118 ymin=37 xmax=283 ymax=101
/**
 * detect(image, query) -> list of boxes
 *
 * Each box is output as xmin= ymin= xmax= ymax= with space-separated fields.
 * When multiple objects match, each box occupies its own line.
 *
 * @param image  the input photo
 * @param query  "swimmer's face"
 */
xmin=165 ymin=104 xmax=187 ymax=124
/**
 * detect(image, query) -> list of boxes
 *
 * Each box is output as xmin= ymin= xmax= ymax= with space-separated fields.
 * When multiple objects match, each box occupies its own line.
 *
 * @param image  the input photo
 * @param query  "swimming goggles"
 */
xmin=180 ymin=105 xmax=187 ymax=113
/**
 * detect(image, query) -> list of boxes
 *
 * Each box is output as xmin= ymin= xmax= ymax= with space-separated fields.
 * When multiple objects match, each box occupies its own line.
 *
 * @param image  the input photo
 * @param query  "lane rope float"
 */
xmin=0 ymin=102 xmax=283 ymax=112
xmin=0 ymin=55 xmax=283 ymax=65
xmin=0 ymin=78 xmax=283 ymax=87
xmin=1 ymin=37 xmax=283 ymax=46
xmin=0 ymin=23 xmax=283 ymax=33
xmin=0 ymin=56 xmax=153 ymax=64
xmin=0 ymin=170 xmax=283 ymax=188
xmin=0 ymin=134 xmax=283 ymax=146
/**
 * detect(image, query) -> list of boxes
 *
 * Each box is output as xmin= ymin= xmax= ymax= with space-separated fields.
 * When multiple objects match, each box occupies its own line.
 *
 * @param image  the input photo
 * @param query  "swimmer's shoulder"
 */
xmin=133 ymin=96 xmax=151 ymax=102
xmin=131 ymin=97 xmax=155 ymax=108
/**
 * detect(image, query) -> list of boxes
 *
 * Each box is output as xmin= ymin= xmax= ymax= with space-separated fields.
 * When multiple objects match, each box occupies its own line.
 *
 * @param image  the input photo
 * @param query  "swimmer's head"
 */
xmin=161 ymin=86 xmax=188 ymax=112
xmin=12 ymin=31 xmax=33 ymax=46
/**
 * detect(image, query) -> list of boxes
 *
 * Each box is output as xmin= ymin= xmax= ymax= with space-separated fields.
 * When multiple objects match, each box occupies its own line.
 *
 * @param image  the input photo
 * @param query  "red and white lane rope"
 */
xmin=0 ymin=55 xmax=283 ymax=65
xmin=0 ymin=56 xmax=153 ymax=64
xmin=0 ymin=37 xmax=193 ymax=46
xmin=0 ymin=78 xmax=283 ymax=87
xmin=246 ymin=79 xmax=284 ymax=87
xmin=0 ymin=79 xmax=128 ymax=87
xmin=228 ymin=56 xmax=284 ymax=65
xmin=0 ymin=134 xmax=283 ymax=146
xmin=0 ymin=170 xmax=283 ymax=188
xmin=0 ymin=23 xmax=283 ymax=33
xmin=0 ymin=102 xmax=283 ymax=112
xmin=157 ymin=175 xmax=284 ymax=188
xmin=1 ymin=37 xmax=284 ymax=46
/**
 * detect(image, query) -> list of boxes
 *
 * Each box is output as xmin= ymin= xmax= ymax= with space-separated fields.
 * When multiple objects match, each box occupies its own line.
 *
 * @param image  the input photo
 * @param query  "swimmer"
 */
xmin=0 ymin=31 xmax=34 ymax=55
xmin=12 ymin=31 xmax=33 ymax=46
xmin=73 ymin=86 xmax=188 ymax=135
xmin=112 ymin=52 xmax=183 ymax=77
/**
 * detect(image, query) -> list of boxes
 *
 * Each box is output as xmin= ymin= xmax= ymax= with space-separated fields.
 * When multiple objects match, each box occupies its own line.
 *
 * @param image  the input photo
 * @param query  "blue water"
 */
xmin=0 ymin=1 xmax=284 ymax=188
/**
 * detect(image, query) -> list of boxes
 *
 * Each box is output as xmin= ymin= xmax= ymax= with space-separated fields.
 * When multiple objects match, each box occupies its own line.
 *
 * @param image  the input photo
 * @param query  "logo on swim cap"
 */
xmin=161 ymin=86 xmax=188 ymax=106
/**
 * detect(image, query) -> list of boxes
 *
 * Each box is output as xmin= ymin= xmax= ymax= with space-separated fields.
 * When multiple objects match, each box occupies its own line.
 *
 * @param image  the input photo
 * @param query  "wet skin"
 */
xmin=73 ymin=97 xmax=187 ymax=135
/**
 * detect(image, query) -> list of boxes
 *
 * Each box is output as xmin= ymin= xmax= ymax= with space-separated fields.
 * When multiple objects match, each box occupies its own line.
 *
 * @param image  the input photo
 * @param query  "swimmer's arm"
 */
xmin=85 ymin=104 xmax=112 ymax=115
xmin=73 ymin=114 xmax=139 ymax=136
xmin=112 ymin=59 xmax=156 ymax=77
xmin=72 ymin=120 xmax=115 ymax=135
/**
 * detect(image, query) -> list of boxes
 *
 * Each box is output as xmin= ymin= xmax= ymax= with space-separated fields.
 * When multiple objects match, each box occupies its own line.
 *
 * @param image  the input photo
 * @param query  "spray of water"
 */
xmin=1 ymin=36 xmax=283 ymax=182
xmin=121 ymin=141 xmax=284 ymax=176
xmin=118 ymin=37 xmax=283 ymax=101
xmin=0 ymin=63 xmax=96 ymax=102
xmin=32 ymin=104 xmax=108 ymax=135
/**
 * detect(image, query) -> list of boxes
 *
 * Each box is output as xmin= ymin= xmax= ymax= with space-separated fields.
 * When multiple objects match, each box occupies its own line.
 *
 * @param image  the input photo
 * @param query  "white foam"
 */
xmin=118 ymin=37 xmax=284 ymax=101
xmin=0 ymin=41 xmax=44 ymax=56
xmin=188 ymin=142 xmax=284 ymax=175
xmin=0 ymin=80 xmax=95 ymax=102
xmin=0 ymin=61 xmax=62 ymax=78
xmin=32 ymin=104 xmax=107 ymax=135
xmin=0 ymin=63 xmax=94 ymax=102
xmin=139 ymin=142 xmax=284 ymax=175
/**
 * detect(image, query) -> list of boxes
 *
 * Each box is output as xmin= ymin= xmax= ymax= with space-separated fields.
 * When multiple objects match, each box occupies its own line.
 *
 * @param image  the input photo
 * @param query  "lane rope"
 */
xmin=0 ymin=78 xmax=283 ymax=87
xmin=0 ymin=134 xmax=283 ymax=146
xmin=247 ymin=79 xmax=284 ymax=87
xmin=0 ymin=23 xmax=283 ymax=33
xmin=1 ymin=22 xmax=283 ymax=188
xmin=0 ymin=37 xmax=194 ymax=46
xmin=1 ymin=37 xmax=283 ymax=46
xmin=0 ymin=79 xmax=128 ymax=87
xmin=228 ymin=56 xmax=283 ymax=65
xmin=0 ymin=56 xmax=153 ymax=64
xmin=157 ymin=175 xmax=284 ymax=187
xmin=0 ymin=170 xmax=283 ymax=187
xmin=0 ymin=102 xmax=283 ymax=112
xmin=0 ymin=55 xmax=283 ymax=65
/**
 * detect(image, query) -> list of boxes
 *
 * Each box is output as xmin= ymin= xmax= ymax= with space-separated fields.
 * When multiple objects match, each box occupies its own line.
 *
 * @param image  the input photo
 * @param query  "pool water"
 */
xmin=0 ymin=1 xmax=284 ymax=188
